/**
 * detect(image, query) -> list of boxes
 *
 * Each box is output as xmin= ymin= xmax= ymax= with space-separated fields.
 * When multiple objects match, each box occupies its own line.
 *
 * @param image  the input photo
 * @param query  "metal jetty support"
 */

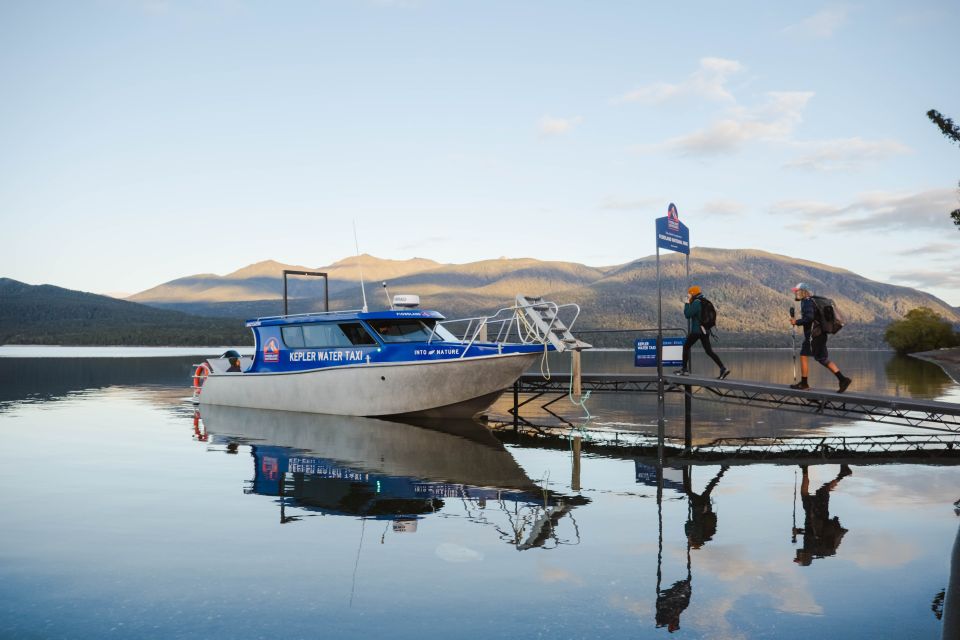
xmin=509 ymin=372 xmax=960 ymax=435
xmin=488 ymin=423 xmax=960 ymax=465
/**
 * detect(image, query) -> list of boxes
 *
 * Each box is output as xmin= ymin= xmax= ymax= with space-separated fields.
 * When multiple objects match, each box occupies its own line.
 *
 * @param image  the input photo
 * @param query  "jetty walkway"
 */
xmin=512 ymin=372 xmax=960 ymax=432
xmin=504 ymin=371 xmax=960 ymax=460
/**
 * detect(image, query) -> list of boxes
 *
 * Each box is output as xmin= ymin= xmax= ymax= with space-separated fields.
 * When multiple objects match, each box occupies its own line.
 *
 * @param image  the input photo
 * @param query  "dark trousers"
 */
xmin=682 ymin=332 xmax=724 ymax=371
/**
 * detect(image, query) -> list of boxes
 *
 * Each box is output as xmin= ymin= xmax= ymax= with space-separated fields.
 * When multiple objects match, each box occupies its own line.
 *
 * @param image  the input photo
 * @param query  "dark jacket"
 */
xmin=684 ymin=295 xmax=703 ymax=334
xmin=795 ymin=297 xmax=817 ymax=339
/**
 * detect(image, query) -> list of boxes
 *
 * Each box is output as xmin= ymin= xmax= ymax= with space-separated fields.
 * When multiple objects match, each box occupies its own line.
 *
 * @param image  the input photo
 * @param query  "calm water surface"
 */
xmin=0 ymin=349 xmax=958 ymax=639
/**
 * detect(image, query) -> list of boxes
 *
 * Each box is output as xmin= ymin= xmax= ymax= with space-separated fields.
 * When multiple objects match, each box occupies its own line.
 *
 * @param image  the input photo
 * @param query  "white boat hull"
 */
xmin=198 ymin=352 xmax=537 ymax=418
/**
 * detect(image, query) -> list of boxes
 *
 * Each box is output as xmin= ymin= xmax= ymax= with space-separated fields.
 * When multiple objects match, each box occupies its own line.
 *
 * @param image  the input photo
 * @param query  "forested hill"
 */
xmin=0 ymin=278 xmax=251 ymax=346
xmin=127 ymin=249 xmax=959 ymax=348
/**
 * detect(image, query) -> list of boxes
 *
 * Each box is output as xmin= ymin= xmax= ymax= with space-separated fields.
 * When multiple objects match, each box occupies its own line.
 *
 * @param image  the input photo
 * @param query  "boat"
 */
xmin=192 ymin=291 xmax=589 ymax=418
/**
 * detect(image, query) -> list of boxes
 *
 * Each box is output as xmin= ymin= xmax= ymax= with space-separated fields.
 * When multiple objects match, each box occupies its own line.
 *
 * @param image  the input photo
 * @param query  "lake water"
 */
xmin=1 ymin=348 xmax=958 ymax=639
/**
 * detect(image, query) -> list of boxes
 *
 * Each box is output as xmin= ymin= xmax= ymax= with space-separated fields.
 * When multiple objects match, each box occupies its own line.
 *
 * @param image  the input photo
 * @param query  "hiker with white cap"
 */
xmin=789 ymin=283 xmax=852 ymax=393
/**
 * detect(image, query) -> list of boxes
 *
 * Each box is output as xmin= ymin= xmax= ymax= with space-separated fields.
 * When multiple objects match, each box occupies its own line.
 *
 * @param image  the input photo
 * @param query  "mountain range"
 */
xmin=0 ymin=278 xmax=249 ymax=346
xmin=124 ymin=248 xmax=959 ymax=348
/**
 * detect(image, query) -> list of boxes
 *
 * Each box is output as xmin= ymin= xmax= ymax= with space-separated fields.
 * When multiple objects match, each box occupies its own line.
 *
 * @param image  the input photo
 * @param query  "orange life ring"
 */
xmin=193 ymin=363 xmax=211 ymax=390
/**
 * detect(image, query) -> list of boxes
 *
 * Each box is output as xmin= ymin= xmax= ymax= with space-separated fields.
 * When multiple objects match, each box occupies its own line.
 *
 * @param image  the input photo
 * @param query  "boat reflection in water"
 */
xmin=195 ymin=405 xmax=588 ymax=549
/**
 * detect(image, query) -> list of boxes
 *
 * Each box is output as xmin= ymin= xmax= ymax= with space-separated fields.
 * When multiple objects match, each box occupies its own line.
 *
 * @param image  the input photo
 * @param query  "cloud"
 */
xmin=784 ymin=6 xmax=851 ymax=38
xmin=615 ymin=57 xmax=743 ymax=105
xmin=539 ymin=565 xmax=584 ymax=585
xmin=785 ymin=137 xmax=912 ymax=172
xmin=699 ymin=199 xmax=747 ymax=217
xmin=834 ymin=189 xmax=958 ymax=231
xmin=888 ymin=268 xmax=960 ymax=290
xmin=635 ymin=92 xmax=814 ymax=156
xmin=769 ymin=199 xmax=842 ymax=217
xmin=769 ymin=188 xmax=958 ymax=233
xmin=538 ymin=115 xmax=583 ymax=136
xmin=694 ymin=545 xmax=823 ymax=616
xmin=435 ymin=542 xmax=483 ymax=563
xmin=841 ymin=532 xmax=919 ymax=569
xmin=894 ymin=242 xmax=958 ymax=256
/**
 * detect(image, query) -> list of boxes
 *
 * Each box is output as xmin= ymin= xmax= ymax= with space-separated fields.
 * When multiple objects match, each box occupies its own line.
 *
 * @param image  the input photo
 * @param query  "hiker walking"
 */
xmin=676 ymin=285 xmax=730 ymax=379
xmin=789 ymin=283 xmax=852 ymax=393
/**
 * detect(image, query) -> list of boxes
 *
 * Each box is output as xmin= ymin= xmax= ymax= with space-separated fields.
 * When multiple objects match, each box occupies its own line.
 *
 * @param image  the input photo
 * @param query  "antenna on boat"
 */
xmin=382 ymin=281 xmax=393 ymax=309
xmin=353 ymin=221 xmax=368 ymax=312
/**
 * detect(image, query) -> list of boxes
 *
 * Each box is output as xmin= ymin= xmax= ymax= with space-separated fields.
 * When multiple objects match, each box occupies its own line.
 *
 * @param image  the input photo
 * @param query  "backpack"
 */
xmin=699 ymin=297 xmax=718 ymax=332
xmin=810 ymin=295 xmax=844 ymax=334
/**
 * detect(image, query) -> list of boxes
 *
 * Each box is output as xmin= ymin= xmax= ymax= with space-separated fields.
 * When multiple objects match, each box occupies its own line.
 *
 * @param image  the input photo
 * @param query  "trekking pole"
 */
xmin=791 ymin=309 xmax=798 ymax=382
xmin=791 ymin=468 xmax=798 ymax=543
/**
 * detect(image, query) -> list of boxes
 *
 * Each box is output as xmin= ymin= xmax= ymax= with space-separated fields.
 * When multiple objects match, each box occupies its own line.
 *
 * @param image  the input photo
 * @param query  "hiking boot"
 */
xmin=838 ymin=376 xmax=852 ymax=393
xmin=790 ymin=381 xmax=810 ymax=390
xmin=718 ymin=367 xmax=731 ymax=380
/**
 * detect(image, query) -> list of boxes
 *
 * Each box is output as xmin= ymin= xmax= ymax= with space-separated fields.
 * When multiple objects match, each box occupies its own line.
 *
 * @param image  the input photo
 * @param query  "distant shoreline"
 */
xmin=0 ymin=345 xmax=255 ymax=358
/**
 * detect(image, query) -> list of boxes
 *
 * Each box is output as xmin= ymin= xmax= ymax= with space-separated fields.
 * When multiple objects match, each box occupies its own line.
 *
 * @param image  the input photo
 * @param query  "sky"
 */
xmin=2 ymin=1 xmax=959 ymax=304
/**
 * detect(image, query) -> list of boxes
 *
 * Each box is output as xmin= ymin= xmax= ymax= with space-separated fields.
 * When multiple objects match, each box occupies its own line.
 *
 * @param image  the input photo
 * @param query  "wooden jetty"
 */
xmin=505 ymin=371 xmax=960 ymax=460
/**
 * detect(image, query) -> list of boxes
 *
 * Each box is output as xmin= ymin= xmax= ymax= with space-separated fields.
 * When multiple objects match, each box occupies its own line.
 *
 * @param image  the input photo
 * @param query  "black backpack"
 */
xmin=811 ymin=295 xmax=844 ymax=334
xmin=699 ymin=297 xmax=718 ymax=332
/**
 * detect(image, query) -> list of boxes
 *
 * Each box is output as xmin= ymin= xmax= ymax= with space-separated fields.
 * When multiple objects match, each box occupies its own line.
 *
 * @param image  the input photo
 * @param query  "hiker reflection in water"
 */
xmin=655 ymin=467 xmax=729 ymax=633
xmin=793 ymin=464 xmax=852 ymax=566
xmin=656 ymin=577 xmax=691 ymax=633
xmin=685 ymin=466 xmax=728 ymax=549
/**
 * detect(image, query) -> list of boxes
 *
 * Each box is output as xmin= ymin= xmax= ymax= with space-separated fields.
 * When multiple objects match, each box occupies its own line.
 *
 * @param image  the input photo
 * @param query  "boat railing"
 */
xmin=437 ymin=301 xmax=582 ymax=356
xmin=250 ymin=308 xmax=366 ymax=324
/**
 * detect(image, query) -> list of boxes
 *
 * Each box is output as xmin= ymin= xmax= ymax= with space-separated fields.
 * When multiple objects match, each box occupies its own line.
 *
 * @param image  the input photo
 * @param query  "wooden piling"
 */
xmin=572 ymin=349 xmax=582 ymax=400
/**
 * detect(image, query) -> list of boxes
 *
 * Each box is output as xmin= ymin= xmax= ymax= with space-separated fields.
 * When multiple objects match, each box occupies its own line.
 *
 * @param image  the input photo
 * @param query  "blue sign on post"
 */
xmin=635 ymin=337 xmax=684 ymax=367
xmin=655 ymin=212 xmax=690 ymax=255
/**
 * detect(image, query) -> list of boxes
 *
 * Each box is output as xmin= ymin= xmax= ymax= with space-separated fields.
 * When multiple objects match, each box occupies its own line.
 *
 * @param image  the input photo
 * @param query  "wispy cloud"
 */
xmin=538 ymin=115 xmax=583 ymax=136
xmin=842 ymin=532 xmax=918 ymax=569
xmin=770 ymin=188 xmax=958 ymax=233
xmin=538 ymin=565 xmax=584 ymax=585
xmin=834 ymin=189 xmax=958 ymax=231
xmin=615 ymin=57 xmax=743 ymax=105
xmin=894 ymin=242 xmax=958 ymax=256
xmin=888 ymin=268 xmax=960 ymax=290
xmin=699 ymin=199 xmax=747 ymax=217
xmin=784 ymin=6 xmax=852 ymax=38
xmin=635 ymin=92 xmax=814 ymax=156
xmin=769 ymin=199 xmax=841 ymax=217
xmin=785 ymin=137 xmax=912 ymax=172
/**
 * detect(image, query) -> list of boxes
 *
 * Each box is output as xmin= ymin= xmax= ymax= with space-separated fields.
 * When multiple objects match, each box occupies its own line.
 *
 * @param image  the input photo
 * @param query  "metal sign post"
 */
xmin=654 ymin=203 xmax=690 ymax=464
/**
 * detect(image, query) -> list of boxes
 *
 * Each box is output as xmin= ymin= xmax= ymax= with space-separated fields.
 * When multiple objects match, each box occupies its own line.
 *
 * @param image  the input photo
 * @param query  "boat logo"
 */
xmin=261 ymin=456 xmax=278 ymax=480
xmin=263 ymin=337 xmax=280 ymax=362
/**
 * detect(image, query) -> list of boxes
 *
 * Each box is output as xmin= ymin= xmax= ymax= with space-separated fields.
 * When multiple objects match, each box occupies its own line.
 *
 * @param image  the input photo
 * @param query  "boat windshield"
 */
xmin=367 ymin=319 xmax=457 ymax=344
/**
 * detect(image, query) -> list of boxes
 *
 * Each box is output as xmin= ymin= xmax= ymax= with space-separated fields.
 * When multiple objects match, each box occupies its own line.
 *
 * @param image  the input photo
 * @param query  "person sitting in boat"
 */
xmin=221 ymin=349 xmax=243 ymax=373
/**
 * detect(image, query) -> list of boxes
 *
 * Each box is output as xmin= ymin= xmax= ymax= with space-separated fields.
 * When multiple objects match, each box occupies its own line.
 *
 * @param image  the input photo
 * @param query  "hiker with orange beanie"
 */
xmin=676 ymin=285 xmax=730 ymax=379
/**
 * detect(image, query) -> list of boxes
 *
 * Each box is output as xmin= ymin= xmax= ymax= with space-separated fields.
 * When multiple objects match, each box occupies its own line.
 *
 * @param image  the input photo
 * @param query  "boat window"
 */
xmin=302 ymin=323 xmax=355 ymax=348
xmin=339 ymin=322 xmax=378 ymax=346
xmin=281 ymin=326 xmax=305 ymax=348
xmin=282 ymin=323 xmax=378 ymax=349
xmin=367 ymin=319 xmax=447 ymax=343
